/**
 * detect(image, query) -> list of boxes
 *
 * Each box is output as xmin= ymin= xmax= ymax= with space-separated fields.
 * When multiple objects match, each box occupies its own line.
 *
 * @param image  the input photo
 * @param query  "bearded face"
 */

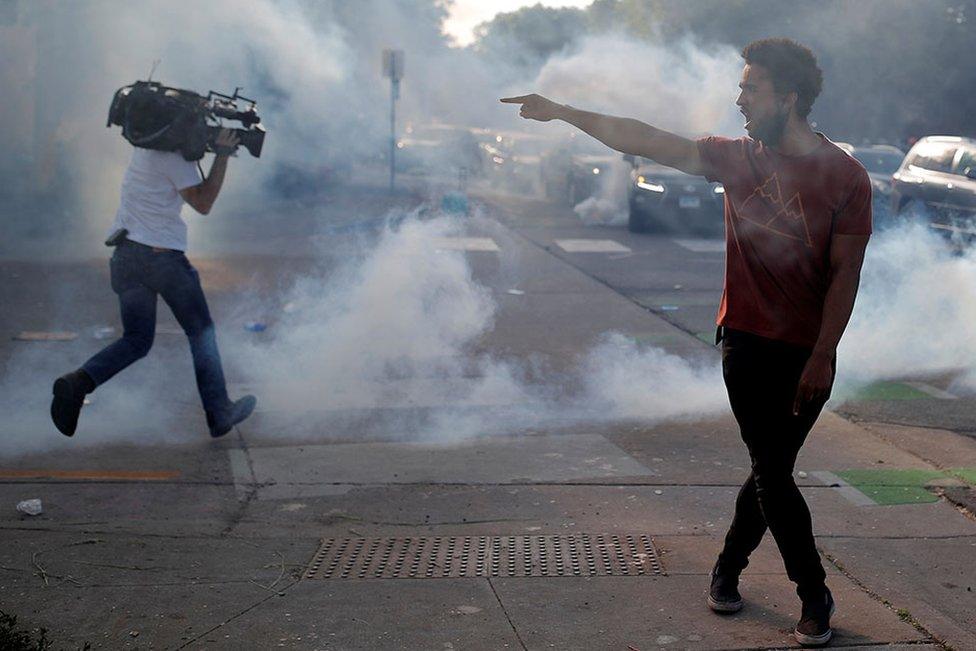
xmin=736 ymin=64 xmax=794 ymax=146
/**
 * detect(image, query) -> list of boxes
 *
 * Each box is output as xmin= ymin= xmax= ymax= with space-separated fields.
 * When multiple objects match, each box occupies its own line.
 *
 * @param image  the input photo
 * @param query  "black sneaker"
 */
xmin=207 ymin=395 xmax=257 ymax=438
xmin=706 ymin=564 xmax=743 ymax=614
xmin=795 ymin=587 xmax=835 ymax=647
xmin=50 ymin=370 xmax=95 ymax=437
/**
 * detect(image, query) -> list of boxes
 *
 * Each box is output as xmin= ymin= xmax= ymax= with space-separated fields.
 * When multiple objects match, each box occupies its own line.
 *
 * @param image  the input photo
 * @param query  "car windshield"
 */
xmin=908 ymin=142 xmax=957 ymax=173
xmin=954 ymin=147 xmax=976 ymax=176
xmin=853 ymin=151 xmax=903 ymax=175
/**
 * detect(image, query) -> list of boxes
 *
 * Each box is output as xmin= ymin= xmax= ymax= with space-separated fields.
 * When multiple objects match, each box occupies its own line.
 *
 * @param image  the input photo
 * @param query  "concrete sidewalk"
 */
xmin=2 ymin=409 xmax=973 ymax=649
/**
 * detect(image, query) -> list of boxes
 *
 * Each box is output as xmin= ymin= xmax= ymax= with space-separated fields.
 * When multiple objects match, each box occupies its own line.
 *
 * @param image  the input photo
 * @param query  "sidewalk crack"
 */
xmin=487 ymin=577 xmax=528 ymax=651
xmin=220 ymin=427 xmax=258 ymax=538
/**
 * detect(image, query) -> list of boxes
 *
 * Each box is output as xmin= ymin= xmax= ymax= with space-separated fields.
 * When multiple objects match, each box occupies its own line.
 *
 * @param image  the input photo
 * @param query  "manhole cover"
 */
xmin=304 ymin=534 xmax=663 ymax=580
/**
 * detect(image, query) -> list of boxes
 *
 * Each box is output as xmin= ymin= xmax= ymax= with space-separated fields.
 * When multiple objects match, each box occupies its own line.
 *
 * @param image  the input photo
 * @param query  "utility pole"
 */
xmin=382 ymin=49 xmax=404 ymax=192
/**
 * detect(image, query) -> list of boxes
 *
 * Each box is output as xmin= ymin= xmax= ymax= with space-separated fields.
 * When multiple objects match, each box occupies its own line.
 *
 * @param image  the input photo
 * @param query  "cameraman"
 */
xmin=51 ymin=129 xmax=256 ymax=439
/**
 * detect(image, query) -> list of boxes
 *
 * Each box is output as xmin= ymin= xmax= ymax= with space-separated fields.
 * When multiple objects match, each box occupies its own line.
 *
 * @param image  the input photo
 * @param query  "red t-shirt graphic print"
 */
xmin=697 ymin=135 xmax=872 ymax=347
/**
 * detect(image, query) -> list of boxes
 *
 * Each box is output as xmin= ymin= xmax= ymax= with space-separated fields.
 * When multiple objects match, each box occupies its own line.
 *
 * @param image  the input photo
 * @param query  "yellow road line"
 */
xmin=0 ymin=469 xmax=180 ymax=480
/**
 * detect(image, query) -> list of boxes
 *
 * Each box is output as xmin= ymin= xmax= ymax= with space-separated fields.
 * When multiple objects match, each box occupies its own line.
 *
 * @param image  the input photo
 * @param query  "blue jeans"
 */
xmin=82 ymin=240 xmax=230 ymax=414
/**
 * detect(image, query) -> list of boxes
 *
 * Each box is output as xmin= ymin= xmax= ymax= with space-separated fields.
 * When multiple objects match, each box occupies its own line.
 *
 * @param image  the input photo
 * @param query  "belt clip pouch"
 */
xmin=105 ymin=228 xmax=129 ymax=247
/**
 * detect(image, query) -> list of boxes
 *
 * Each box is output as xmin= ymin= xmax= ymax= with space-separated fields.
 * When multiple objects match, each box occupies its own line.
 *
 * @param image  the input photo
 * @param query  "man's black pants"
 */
xmin=716 ymin=327 xmax=833 ymax=600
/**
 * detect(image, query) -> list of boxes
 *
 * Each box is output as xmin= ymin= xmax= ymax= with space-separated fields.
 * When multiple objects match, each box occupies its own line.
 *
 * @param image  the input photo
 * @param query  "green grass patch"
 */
xmin=835 ymin=468 xmax=944 ymax=505
xmin=948 ymin=467 xmax=976 ymax=484
xmin=835 ymin=467 xmax=976 ymax=505
xmin=844 ymin=381 xmax=931 ymax=401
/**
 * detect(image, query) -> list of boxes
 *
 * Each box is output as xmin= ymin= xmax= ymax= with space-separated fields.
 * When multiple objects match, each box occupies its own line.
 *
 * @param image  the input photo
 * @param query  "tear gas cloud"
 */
xmin=2 ymin=2 xmax=975 ymax=457
xmin=4 ymin=211 xmax=976 ymax=457
xmin=533 ymin=36 xmax=743 ymax=137
xmin=0 ymin=0 xmax=511 ymax=254
xmin=227 ymin=210 xmax=730 ymax=442
xmin=0 ymin=209 xmax=733 ymax=456
xmin=3 ymin=6 xmax=746 ymax=252
xmin=234 ymin=216 xmax=976 ymax=443
xmin=2 ymin=2 xmax=752 ymax=456
xmin=838 ymin=223 xmax=976 ymax=396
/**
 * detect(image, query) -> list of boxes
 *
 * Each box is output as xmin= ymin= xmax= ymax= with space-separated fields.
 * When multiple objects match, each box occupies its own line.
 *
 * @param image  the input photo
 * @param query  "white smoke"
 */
xmin=532 ymin=35 xmax=743 ymax=137
xmin=572 ymin=157 xmax=631 ymax=227
xmin=526 ymin=35 xmax=743 ymax=224
xmin=2 ymin=0 xmax=515 ymax=257
xmin=580 ymin=333 xmax=725 ymax=420
xmin=226 ymin=208 xmax=728 ymax=443
xmin=838 ymin=222 xmax=976 ymax=394
xmin=236 ymin=209 xmax=521 ymax=414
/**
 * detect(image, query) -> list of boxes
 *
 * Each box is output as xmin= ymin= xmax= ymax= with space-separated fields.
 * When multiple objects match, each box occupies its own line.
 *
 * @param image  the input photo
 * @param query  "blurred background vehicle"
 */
xmin=539 ymin=135 xmax=618 ymax=204
xmin=626 ymin=156 xmax=725 ymax=235
xmin=479 ymin=129 xmax=553 ymax=194
xmin=890 ymin=136 xmax=976 ymax=236
xmin=396 ymin=123 xmax=484 ymax=181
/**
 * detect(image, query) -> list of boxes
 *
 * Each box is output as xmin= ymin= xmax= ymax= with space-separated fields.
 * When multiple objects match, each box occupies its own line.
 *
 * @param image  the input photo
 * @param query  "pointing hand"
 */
xmin=500 ymin=94 xmax=562 ymax=122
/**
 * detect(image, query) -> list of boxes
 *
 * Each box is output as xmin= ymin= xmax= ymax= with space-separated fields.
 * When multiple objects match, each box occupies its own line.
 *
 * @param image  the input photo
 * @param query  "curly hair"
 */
xmin=741 ymin=38 xmax=823 ymax=119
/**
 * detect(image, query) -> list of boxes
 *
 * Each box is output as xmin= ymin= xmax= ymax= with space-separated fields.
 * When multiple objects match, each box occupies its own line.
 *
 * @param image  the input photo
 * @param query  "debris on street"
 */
xmin=16 ymin=499 xmax=43 ymax=516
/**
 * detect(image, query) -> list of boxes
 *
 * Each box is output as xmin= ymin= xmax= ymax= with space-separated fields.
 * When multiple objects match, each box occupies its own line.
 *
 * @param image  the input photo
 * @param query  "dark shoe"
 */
xmin=795 ymin=587 xmax=835 ymax=647
xmin=706 ymin=564 xmax=743 ymax=614
xmin=207 ymin=395 xmax=257 ymax=438
xmin=50 ymin=370 xmax=95 ymax=437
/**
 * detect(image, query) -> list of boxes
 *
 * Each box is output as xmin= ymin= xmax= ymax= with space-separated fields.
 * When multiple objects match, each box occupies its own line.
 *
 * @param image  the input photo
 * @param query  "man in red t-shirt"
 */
xmin=503 ymin=38 xmax=870 ymax=647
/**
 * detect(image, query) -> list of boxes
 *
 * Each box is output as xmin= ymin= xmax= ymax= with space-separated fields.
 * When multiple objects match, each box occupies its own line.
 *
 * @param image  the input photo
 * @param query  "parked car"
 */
xmin=890 ymin=136 xmax=976 ymax=236
xmin=626 ymin=158 xmax=725 ymax=235
xmin=836 ymin=142 xmax=905 ymax=200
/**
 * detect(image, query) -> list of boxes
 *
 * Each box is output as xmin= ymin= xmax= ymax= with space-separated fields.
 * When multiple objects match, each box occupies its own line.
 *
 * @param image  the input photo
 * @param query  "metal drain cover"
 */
xmin=304 ymin=534 xmax=662 ymax=580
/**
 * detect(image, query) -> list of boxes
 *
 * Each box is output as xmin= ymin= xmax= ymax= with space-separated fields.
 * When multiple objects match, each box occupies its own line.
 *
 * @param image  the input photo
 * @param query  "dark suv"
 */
xmin=890 ymin=136 xmax=976 ymax=235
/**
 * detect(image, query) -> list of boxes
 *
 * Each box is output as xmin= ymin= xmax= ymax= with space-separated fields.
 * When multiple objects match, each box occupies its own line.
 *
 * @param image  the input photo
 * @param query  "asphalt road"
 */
xmin=0 ymin=179 xmax=974 ymax=649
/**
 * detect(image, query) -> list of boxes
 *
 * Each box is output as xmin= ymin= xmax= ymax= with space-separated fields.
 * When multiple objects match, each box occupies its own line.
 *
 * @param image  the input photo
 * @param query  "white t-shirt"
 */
xmin=108 ymin=148 xmax=203 ymax=251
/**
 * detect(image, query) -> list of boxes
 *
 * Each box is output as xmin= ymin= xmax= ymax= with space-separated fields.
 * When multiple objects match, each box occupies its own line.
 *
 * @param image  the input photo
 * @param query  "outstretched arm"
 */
xmin=500 ymin=94 xmax=704 ymax=176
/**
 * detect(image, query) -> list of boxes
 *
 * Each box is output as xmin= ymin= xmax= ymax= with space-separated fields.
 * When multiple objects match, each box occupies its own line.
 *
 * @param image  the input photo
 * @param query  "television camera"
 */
xmin=107 ymin=80 xmax=265 ymax=161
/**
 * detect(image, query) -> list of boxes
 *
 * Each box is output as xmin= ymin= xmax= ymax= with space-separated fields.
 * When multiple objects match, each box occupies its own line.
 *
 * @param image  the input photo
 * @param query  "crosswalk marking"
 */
xmin=673 ymin=239 xmax=725 ymax=253
xmin=554 ymin=239 xmax=631 ymax=253
xmin=431 ymin=237 xmax=500 ymax=252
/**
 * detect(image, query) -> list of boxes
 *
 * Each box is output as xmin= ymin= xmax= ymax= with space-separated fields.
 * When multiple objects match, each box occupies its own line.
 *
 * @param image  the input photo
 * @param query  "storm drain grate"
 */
xmin=304 ymin=534 xmax=663 ymax=580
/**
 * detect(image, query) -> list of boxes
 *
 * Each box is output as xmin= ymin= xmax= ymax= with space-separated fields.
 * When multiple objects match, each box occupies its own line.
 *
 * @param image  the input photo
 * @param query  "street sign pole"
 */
xmin=382 ymin=49 xmax=404 ymax=193
xmin=390 ymin=77 xmax=397 ymax=191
